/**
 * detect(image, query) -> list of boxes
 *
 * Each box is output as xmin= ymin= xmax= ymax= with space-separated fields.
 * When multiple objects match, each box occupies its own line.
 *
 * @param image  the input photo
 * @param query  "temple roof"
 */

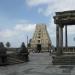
xmin=54 ymin=10 xmax=75 ymax=25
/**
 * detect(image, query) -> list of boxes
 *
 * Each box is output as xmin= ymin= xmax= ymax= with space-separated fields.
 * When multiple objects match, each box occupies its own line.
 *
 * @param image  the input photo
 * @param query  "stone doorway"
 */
xmin=37 ymin=44 xmax=41 ymax=53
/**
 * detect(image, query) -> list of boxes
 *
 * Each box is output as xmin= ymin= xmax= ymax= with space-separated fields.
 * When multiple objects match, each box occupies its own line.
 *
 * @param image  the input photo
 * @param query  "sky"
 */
xmin=0 ymin=0 xmax=75 ymax=47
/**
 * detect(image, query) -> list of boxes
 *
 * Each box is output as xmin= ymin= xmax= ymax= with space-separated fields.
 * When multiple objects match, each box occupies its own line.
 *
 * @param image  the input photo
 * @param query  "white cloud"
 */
xmin=38 ymin=8 xmax=43 ymax=14
xmin=14 ymin=24 xmax=36 ymax=32
xmin=26 ymin=0 xmax=53 ymax=6
xmin=45 ymin=0 xmax=75 ymax=16
xmin=37 ymin=0 xmax=75 ymax=17
xmin=26 ymin=0 xmax=73 ymax=17
xmin=0 ymin=29 xmax=18 ymax=38
xmin=67 ymin=26 xmax=75 ymax=35
xmin=0 ymin=24 xmax=36 ymax=38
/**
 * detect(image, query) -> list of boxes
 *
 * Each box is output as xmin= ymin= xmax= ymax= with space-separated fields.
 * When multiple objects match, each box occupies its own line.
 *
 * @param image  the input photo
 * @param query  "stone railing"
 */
xmin=54 ymin=47 xmax=75 ymax=52
xmin=52 ymin=47 xmax=75 ymax=55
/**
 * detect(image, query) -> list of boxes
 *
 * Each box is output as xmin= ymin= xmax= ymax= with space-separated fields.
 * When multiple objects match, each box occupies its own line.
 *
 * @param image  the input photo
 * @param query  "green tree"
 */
xmin=6 ymin=42 xmax=10 ymax=48
xmin=20 ymin=42 xmax=28 ymax=53
xmin=0 ymin=42 xmax=4 ymax=48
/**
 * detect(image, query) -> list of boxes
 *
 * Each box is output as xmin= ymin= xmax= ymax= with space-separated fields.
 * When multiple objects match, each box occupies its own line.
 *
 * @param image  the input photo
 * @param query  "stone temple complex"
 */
xmin=30 ymin=24 xmax=51 ymax=52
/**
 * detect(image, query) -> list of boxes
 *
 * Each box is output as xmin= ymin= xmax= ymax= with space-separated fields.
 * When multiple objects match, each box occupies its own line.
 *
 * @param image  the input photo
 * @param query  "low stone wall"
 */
xmin=52 ymin=55 xmax=75 ymax=65
xmin=54 ymin=47 xmax=75 ymax=52
xmin=52 ymin=47 xmax=75 ymax=65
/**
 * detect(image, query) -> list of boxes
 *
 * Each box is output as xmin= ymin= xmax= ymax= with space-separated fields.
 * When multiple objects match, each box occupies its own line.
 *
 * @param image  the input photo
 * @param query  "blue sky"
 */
xmin=0 ymin=0 xmax=75 ymax=47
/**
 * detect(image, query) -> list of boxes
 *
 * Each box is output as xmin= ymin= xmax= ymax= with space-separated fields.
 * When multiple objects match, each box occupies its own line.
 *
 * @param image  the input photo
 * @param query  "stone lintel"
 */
xmin=54 ymin=10 xmax=75 ymax=25
xmin=54 ymin=16 xmax=75 ymax=25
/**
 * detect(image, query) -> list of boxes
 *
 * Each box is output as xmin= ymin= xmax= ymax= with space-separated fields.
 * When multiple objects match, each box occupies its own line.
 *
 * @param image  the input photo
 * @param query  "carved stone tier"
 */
xmin=54 ymin=10 xmax=75 ymax=25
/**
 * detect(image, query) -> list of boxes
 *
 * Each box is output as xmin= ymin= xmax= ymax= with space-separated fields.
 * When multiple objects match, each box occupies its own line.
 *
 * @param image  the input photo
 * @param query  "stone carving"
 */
xmin=0 ymin=42 xmax=7 ymax=65
xmin=19 ymin=42 xmax=29 ymax=61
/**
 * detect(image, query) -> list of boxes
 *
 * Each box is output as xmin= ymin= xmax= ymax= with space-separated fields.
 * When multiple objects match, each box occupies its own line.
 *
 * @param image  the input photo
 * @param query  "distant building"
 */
xmin=30 ymin=24 xmax=52 ymax=52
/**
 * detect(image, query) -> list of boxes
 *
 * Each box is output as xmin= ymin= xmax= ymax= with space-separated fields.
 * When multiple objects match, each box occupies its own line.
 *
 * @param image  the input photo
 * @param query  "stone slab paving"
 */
xmin=0 ymin=52 xmax=75 ymax=75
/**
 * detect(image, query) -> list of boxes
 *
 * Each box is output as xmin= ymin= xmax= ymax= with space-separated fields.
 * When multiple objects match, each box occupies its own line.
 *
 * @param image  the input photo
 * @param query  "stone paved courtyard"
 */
xmin=0 ymin=52 xmax=75 ymax=75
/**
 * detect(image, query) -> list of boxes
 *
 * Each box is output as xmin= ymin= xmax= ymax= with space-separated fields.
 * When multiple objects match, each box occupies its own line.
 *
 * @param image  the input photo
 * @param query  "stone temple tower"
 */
xmin=30 ymin=24 xmax=52 ymax=52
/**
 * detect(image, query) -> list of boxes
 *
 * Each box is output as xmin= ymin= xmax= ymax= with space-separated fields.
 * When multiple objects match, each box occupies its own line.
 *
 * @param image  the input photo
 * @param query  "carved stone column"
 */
xmin=59 ymin=26 xmax=63 ymax=48
xmin=65 ymin=25 xmax=68 ymax=51
xmin=56 ymin=25 xmax=63 ymax=55
xmin=56 ymin=25 xmax=59 ymax=51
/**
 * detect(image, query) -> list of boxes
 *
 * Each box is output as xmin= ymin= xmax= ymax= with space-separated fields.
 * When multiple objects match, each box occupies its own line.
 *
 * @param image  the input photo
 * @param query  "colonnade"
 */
xmin=56 ymin=25 xmax=68 ymax=55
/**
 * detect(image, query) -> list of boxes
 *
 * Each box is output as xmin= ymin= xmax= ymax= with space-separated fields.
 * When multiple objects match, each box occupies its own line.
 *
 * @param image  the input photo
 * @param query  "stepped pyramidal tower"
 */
xmin=30 ymin=24 xmax=52 ymax=52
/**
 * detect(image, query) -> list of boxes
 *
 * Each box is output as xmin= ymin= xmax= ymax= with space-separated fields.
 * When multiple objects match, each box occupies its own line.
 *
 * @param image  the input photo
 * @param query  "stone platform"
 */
xmin=7 ymin=53 xmax=25 ymax=65
xmin=52 ymin=55 xmax=75 ymax=65
xmin=0 ymin=53 xmax=75 ymax=75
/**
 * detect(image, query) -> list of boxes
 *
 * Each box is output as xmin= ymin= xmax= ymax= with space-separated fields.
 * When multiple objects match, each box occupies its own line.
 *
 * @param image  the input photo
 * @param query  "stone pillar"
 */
xmin=57 ymin=25 xmax=63 ymax=55
xmin=59 ymin=26 xmax=63 ymax=48
xmin=56 ymin=25 xmax=59 ymax=51
xmin=65 ymin=25 xmax=68 ymax=51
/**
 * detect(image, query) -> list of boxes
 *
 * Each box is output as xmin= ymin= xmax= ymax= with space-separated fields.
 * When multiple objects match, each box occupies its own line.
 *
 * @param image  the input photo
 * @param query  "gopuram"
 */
xmin=52 ymin=10 xmax=75 ymax=65
xmin=30 ymin=24 xmax=51 ymax=52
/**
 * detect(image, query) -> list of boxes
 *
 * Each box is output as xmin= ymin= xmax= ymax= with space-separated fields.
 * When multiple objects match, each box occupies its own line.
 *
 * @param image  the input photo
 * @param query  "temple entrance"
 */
xmin=37 ymin=44 xmax=41 ymax=53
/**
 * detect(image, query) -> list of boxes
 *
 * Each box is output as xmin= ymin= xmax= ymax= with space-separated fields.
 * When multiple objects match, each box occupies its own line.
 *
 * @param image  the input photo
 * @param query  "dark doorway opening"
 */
xmin=37 ymin=44 xmax=41 ymax=53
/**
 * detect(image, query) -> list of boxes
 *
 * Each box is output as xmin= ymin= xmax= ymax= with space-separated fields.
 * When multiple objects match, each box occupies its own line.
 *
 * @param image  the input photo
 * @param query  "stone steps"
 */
xmin=52 ymin=55 xmax=75 ymax=65
xmin=7 ymin=53 xmax=25 ymax=65
xmin=7 ymin=57 xmax=25 ymax=65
